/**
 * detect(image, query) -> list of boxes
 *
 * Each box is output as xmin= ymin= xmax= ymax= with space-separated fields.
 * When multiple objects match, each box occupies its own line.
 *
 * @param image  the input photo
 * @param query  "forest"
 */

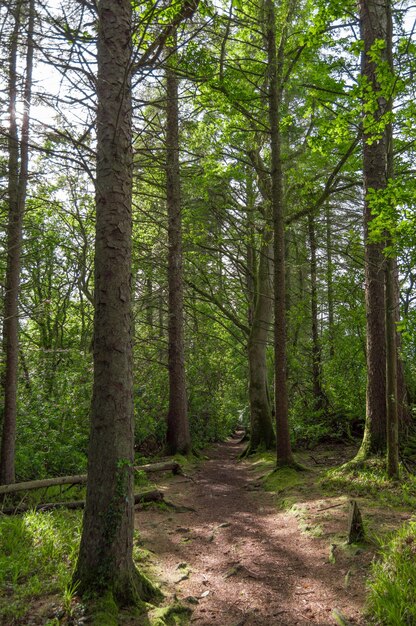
xmin=1 ymin=0 xmax=416 ymax=624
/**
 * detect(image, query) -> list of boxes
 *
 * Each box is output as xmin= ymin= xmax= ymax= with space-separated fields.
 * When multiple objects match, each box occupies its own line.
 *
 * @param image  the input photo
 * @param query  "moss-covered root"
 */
xmin=113 ymin=567 xmax=163 ymax=606
xmin=263 ymin=466 xmax=305 ymax=492
xmin=81 ymin=567 xmax=163 ymax=625
xmin=239 ymin=441 xmax=274 ymax=459
xmin=149 ymin=603 xmax=192 ymax=626
xmin=276 ymin=458 xmax=308 ymax=472
xmin=89 ymin=592 xmax=119 ymax=626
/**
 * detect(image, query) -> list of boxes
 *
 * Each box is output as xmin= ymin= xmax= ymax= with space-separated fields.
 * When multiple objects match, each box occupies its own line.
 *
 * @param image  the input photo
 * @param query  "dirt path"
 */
xmin=137 ymin=437 xmax=368 ymax=626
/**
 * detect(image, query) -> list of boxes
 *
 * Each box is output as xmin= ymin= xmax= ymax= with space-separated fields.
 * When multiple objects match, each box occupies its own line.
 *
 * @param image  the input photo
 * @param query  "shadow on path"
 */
xmin=136 ymin=437 xmax=367 ymax=626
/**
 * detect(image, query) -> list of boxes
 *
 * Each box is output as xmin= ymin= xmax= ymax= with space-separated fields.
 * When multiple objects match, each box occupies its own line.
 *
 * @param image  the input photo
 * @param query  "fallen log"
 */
xmin=1 ymin=489 xmax=164 ymax=515
xmin=0 ymin=461 xmax=182 ymax=496
xmin=136 ymin=461 xmax=182 ymax=475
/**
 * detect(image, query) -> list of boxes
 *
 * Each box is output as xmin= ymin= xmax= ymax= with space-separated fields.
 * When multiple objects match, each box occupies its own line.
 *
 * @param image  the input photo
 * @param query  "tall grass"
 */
xmin=367 ymin=520 xmax=416 ymax=625
xmin=0 ymin=510 xmax=81 ymax=621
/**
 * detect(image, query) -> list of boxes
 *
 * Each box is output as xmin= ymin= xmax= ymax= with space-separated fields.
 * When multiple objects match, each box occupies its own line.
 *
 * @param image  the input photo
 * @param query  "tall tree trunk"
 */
xmin=266 ymin=0 xmax=294 ymax=467
xmin=74 ymin=0 xmax=153 ymax=603
xmin=356 ymin=0 xmax=389 ymax=460
xmin=385 ymin=1 xmax=399 ymax=478
xmin=1 ymin=0 xmax=34 ymax=485
xmin=308 ymin=214 xmax=326 ymax=411
xmin=386 ymin=255 xmax=399 ymax=476
xmin=247 ymin=230 xmax=275 ymax=452
xmin=165 ymin=41 xmax=191 ymax=456
xmin=325 ymin=203 xmax=335 ymax=358
xmin=246 ymin=171 xmax=256 ymax=328
xmin=244 ymin=159 xmax=275 ymax=454
xmin=394 ymin=255 xmax=409 ymax=429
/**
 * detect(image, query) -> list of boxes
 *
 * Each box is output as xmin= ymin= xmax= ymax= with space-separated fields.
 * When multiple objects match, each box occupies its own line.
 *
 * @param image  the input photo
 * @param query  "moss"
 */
xmin=299 ymin=520 xmax=324 ymax=538
xmin=262 ymin=467 xmax=304 ymax=493
xmin=321 ymin=461 xmax=415 ymax=509
xmin=249 ymin=451 xmax=275 ymax=468
xmin=278 ymin=495 xmax=298 ymax=510
xmin=89 ymin=591 xmax=119 ymax=626
xmin=149 ymin=603 xmax=192 ymax=626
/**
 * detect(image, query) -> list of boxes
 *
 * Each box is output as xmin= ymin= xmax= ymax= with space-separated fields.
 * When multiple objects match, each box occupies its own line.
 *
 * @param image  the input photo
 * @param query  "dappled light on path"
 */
xmin=136 ymin=437 xmax=367 ymax=625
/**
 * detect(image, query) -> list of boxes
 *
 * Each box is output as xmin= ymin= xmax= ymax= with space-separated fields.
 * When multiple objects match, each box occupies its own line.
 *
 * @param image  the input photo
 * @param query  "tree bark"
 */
xmin=384 ymin=2 xmax=399 ymax=478
xmin=165 ymin=39 xmax=191 ymax=456
xmin=325 ymin=203 xmax=335 ymax=358
xmin=247 ymin=229 xmax=275 ymax=452
xmin=73 ymin=0 xmax=153 ymax=604
xmin=244 ymin=155 xmax=275 ymax=454
xmin=1 ymin=0 xmax=34 ymax=485
xmin=266 ymin=0 xmax=294 ymax=467
xmin=308 ymin=214 xmax=326 ymax=411
xmin=356 ymin=0 xmax=389 ymax=459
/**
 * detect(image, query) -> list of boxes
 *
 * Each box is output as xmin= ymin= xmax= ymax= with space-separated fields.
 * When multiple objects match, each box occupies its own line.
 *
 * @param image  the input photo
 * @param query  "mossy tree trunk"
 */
xmin=73 ymin=0 xmax=152 ymax=603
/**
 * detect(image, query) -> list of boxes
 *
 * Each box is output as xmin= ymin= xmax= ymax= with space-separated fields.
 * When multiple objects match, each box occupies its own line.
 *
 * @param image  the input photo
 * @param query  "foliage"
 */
xmin=321 ymin=461 xmax=416 ymax=509
xmin=367 ymin=521 xmax=416 ymax=625
xmin=0 ymin=510 xmax=81 ymax=622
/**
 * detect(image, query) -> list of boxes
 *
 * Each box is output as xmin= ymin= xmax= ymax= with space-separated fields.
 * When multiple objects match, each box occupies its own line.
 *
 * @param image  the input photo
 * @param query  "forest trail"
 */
xmin=137 ymin=437 xmax=368 ymax=626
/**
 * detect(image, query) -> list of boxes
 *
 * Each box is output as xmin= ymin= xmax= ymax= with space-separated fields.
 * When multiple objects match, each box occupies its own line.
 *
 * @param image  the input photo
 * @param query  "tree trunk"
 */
xmin=384 ymin=2 xmax=399 ymax=478
xmin=266 ymin=0 xmax=294 ymax=467
xmin=165 ymin=40 xmax=191 ymax=456
xmin=1 ymin=0 xmax=34 ymax=485
xmin=73 ymin=0 xmax=153 ymax=604
xmin=356 ymin=0 xmax=389 ymax=460
xmin=308 ymin=214 xmax=326 ymax=411
xmin=325 ymin=203 xmax=335 ymax=358
xmin=386 ymin=255 xmax=399 ymax=477
xmin=247 ymin=231 xmax=275 ymax=452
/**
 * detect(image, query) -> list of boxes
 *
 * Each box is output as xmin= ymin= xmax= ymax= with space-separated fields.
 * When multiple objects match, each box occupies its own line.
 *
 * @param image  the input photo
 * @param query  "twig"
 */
xmin=317 ymin=502 xmax=345 ymax=512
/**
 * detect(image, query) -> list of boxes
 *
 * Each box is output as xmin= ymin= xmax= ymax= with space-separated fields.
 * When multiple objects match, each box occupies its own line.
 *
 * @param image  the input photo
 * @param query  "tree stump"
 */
xmin=347 ymin=499 xmax=365 ymax=544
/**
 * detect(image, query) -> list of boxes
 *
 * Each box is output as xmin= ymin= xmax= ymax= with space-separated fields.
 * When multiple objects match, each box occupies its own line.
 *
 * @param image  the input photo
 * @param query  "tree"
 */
xmin=73 ymin=0 xmax=153 ymax=602
xmin=266 ymin=0 xmax=294 ymax=466
xmin=356 ymin=0 xmax=396 ymax=465
xmin=1 ymin=0 xmax=35 ymax=484
xmin=165 ymin=38 xmax=192 ymax=455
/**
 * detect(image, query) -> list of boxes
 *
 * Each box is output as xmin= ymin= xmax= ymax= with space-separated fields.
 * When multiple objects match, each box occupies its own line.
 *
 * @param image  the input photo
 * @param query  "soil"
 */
xmin=136 ymin=436 xmax=380 ymax=626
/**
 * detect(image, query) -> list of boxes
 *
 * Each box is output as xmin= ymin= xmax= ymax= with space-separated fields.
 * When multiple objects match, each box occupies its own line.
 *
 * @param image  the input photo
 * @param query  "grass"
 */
xmin=0 ymin=508 xmax=167 ymax=624
xmin=367 ymin=521 xmax=416 ymax=625
xmin=0 ymin=509 xmax=81 ymax=622
xmin=248 ymin=446 xmax=416 ymax=624
xmin=320 ymin=458 xmax=416 ymax=509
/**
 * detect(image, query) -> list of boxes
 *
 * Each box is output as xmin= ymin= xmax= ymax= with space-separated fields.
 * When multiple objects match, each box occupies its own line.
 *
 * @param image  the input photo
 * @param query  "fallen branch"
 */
xmin=317 ymin=502 xmax=345 ymax=512
xmin=1 ymin=490 xmax=164 ymax=515
xmin=136 ymin=461 xmax=182 ymax=475
xmin=0 ymin=461 xmax=182 ymax=496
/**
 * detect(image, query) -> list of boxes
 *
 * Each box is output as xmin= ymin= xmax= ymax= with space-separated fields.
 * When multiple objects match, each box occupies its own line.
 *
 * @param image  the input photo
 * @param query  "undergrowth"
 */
xmin=321 ymin=458 xmax=416 ymax=509
xmin=0 ymin=508 xmax=165 ymax=624
xmin=0 ymin=510 xmax=81 ymax=622
xmin=367 ymin=520 xmax=416 ymax=625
